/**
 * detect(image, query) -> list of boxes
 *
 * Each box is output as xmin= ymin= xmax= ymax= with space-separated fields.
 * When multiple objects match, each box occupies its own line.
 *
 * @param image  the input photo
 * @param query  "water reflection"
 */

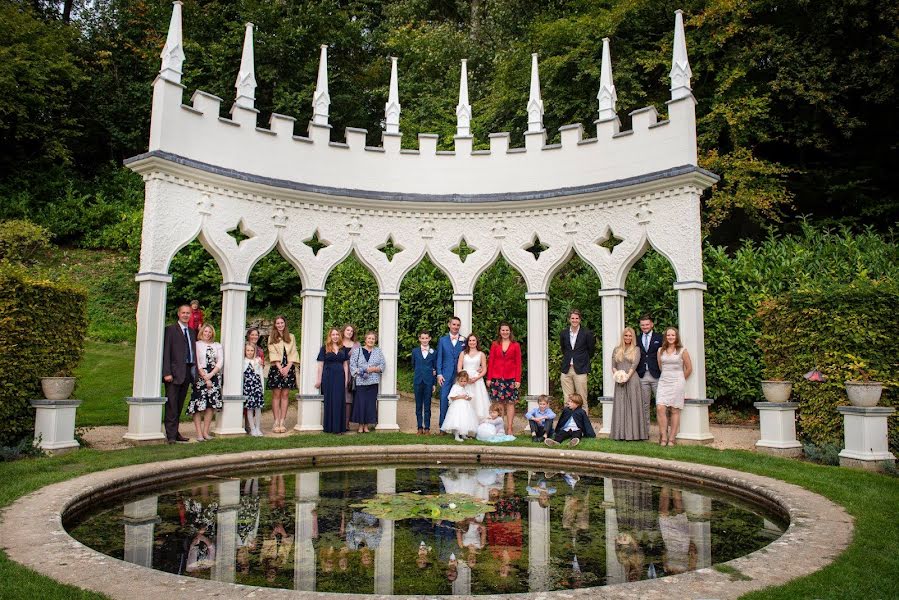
xmin=76 ymin=466 xmax=784 ymax=595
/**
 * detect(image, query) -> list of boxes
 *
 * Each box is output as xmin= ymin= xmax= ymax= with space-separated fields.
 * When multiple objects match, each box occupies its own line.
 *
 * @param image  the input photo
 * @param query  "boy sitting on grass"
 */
xmin=545 ymin=393 xmax=595 ymax=447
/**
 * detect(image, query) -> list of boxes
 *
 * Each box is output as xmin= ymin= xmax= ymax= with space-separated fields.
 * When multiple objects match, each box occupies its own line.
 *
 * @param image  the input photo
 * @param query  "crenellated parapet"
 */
xmin=142 ymin=2 xmax=704 ymax=199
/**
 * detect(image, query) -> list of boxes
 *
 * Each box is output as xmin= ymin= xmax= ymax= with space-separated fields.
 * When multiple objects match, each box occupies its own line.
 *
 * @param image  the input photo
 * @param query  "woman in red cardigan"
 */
xmin=486 ymin=322 xmax=522 ymax=435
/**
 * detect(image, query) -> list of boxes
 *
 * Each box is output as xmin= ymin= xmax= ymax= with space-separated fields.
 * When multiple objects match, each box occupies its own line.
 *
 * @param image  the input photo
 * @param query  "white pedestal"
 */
xmin=123 ymin=396 xmax=166 ymax=444
xmin=376 ymin=394 xmax=401 ymax=431
xmin=30 ymin=399 xmax=81 ymax=452
xmin=754 ymin=402 xmax=802 ymax=457
xmin=677 ymin=398 xmax=714 ymax=444
xmin=213 ymin=480 xmax=240 ymax=583
xmin=837 ymin=406 xmax=896 ymax=471
xmin=598 ymin=397 xmax=613 ymax=437
xmin=295 ymin=394 xmax=324 ymax=432
xmin=123 ymin=495 xmax=159 ymax=568
xmin=214 ymin=395 xmax=248 ymax=436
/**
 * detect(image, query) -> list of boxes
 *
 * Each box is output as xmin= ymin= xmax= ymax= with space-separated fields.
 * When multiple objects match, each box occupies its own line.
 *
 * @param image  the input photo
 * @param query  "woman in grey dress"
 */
xmin=611 ymin=327 xmax=648 ymax=441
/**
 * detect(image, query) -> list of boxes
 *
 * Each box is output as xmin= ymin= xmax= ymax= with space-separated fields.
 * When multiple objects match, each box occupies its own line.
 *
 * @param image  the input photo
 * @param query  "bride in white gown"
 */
xmin=457 ymin=334 xmax=490 ymax=421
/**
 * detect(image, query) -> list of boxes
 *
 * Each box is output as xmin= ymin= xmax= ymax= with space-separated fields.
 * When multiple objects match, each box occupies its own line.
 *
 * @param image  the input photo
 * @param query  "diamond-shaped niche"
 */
xmin=303 ymin=230 xmax=330 ymax=256
xmin=596 ymin=227 xmax=623 ymax=253
xmin=378 ymin=236 xmax=404 ymax=262
xmin=451 ymin=238 xmax=476 ymax=263
xmin=525 ymin=235 xmax=549 ymax=260
xmin=226 ymin=219 xmax=254 ymax=246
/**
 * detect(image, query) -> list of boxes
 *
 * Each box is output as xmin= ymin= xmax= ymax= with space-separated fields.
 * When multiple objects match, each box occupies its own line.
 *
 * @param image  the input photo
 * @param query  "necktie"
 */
xmin=183 ymin=327 xmax=193 ymax=363
xmin=643 ymin=334 xmax=649 ymax=351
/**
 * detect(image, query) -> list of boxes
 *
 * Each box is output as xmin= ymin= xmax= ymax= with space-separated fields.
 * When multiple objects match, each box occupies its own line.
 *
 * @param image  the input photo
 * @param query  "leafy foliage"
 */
xmin=352 ymin=491 xmax=495 ymax=522
xmin=0 ymin=263 xmax=87 ymax=446
xmin=758 ymin=279 xmax=899 ymax=452
xmin=0 ymin=220 xmax=51 ymax=265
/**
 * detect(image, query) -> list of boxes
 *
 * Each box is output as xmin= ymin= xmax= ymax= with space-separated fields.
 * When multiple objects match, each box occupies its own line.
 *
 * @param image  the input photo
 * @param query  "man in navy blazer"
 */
xmin=559 ymin=309 xmax=596 ymax=407
xmin=435 ymin=316 xmax=465 ymax=430
xmin=637 ymin=314 xmax=664 ymax=432
xmin=412 ymin=329 xmax=438 ymax=434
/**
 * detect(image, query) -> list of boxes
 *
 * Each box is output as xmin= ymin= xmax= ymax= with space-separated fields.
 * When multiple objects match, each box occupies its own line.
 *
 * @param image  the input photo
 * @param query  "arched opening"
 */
xmin=547 ymin=253 xmax=602 ymax=410
xmin=247 ymin=249 xmax=304 ymax=346
xmin=472 ymin=254 xmax=528 ymax=386
xmin=167 ymin=239 xmax=224 ymax=324
xmin=398 ymin=255 xmax=453 ymax=397
xmin=623 ymin=248 xmax=677 ymax=331
xmin=323 ymin=252 xmax=380 ymax=336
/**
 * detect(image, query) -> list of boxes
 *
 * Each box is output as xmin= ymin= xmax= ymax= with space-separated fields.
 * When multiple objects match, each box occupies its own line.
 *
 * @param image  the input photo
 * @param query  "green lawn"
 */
xmin=74 ymin=340 xmax=135 ymax=426
xmin=0 ymin=435 xmax=897 ymax=599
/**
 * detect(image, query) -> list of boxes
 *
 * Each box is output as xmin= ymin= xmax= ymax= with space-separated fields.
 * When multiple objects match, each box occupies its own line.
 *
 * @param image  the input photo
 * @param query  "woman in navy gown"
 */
xmin=316 ymin=327 xmax=349 ymax=434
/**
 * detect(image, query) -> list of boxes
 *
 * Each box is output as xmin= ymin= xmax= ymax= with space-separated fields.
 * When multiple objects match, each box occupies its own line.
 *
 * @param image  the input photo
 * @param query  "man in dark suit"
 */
xmin=559 ymin=309 xmax=596 ymax=407
xmin=435 ymin=316 xmax=465 ymax=430
xmin=162 ymin=304 xmax=196 ymax=443
xmin=411 ymin=329 xmax=438 ymax=434
xmin=637 ymin=314 xmax=664 ymax=433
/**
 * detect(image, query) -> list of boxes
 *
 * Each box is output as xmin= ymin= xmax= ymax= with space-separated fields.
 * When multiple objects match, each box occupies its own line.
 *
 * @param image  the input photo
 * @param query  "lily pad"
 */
xmin=352 ymin=492 xmax=495 ymax=522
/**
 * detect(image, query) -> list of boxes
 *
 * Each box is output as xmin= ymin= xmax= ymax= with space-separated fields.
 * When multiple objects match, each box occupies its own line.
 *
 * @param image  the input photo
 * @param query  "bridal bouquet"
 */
xmin=613 ymin=370 xmax=630 ymax=384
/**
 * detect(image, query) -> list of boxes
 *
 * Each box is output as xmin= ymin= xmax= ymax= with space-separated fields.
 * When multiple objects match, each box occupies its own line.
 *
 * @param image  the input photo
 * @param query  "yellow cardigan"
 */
xmin=268 ymin=335 xmax=299 ymax=365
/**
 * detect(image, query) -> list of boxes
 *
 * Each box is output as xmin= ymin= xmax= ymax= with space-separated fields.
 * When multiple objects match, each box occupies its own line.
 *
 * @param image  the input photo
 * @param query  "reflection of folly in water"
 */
xmin=121 ymin=469 xmax=715 ymax=592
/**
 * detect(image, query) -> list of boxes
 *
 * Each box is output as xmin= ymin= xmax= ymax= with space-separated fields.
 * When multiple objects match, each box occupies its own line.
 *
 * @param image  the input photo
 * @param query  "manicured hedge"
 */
xmin=0 ymin=264 xmax=87 ymax=446
xmin=757 ymin=279 xmax=898 ymax=452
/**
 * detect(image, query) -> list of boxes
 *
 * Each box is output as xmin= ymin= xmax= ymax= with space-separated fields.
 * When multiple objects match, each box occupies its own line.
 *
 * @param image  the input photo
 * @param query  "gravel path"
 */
xmin=82 ymin=394 xmax=760 ymax=452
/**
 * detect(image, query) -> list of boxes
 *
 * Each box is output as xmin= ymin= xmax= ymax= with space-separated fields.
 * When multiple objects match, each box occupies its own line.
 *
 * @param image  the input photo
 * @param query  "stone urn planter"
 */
xmin=40 ymin=377 xmax=76 ymax=401
xmin=844 ymin=381 xmax=883 ymax=407
xmin=761 ymin=380 xmax=792 ymax=403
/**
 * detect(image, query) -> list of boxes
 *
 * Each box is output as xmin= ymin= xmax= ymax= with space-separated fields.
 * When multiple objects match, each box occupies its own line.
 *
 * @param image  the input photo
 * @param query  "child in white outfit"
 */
xmin=441 ymin=371 xmax=479 ymax=441
xmin=476 ymin=404 xmax=517 ymax=443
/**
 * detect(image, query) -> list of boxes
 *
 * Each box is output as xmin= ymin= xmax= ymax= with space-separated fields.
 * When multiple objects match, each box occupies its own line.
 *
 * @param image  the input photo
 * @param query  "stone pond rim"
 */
xmin=0 ymin=445 xmax=854 ymax=599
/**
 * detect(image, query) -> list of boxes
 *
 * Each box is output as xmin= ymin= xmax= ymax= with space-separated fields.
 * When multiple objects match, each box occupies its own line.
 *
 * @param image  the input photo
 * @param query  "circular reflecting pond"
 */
xmin=66 ymin=466 xmax=786 ymax=594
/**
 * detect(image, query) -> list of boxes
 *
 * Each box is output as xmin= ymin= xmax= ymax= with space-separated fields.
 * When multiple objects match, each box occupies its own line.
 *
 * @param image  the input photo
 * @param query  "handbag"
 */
xmin=348 ymin=348 xmax=359 ymax=392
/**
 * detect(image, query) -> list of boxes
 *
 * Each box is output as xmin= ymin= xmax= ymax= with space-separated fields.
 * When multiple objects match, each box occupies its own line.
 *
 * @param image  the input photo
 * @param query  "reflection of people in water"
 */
xmin=416 ymin=540 xmax=433 ymax=569
xmin=658 ymin=486 xmax=697 ymax=575
xmin=186 ymin=526 xmax=216 ymax=572
xmin=526 ymin=478 xmax=557 ymax=509
xmin=615 ymin=532 xmax=645 ymax=582
xmin=456 ymin=515 xmax=486 ymax=567
xmin=262 ymin=475 xmax=294 ymax=583
xmin=562 ymin=490 xmax=590 ymax=546
xmin=486 ymin=472 xmax=523 ymax=576
xmin=236 ymin=478 xmax=261 ymax=575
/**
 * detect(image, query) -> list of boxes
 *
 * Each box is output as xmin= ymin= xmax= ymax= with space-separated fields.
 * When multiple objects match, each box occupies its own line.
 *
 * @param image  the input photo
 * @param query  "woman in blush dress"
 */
xmin=655 ymin=327 xmax=693 ymax=446
xmin=316 ymin=327 xmax=349 ymax=434
xmin=457 ymin=334 xmax=490 ymax=421
xmin=610 ymin=327 xmax=648 ymax=441
xmin=486 ymin=322 xmax=522 ymax=435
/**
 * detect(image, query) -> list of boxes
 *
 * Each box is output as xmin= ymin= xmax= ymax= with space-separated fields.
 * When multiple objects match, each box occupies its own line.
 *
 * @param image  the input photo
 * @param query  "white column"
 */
xmin=602 ymin=478 xmax=626 ymax=585
xmin=683 ymin=491 xmax=712 ymax=569
xmin=375 ymin=468 xmax=396 ymax=595
xmin=528 ymin=495 xmax=551 ymax=592
xmin=453 ymin=293 xmax=473 ymax=336
xmin=124 ymin=272 xmax=171 ymax=443
xmin=213 ymin=479 xmax=240 ymax=583
xmin=525 ymin=292 xmax=549 ymax=415
xmin=123 ymin=495 xmax=159 ymax=568
xmin=755 ymin=402 xmax=802 ymax=457
xmin=674 ymin=281 xmax=707 ymax=400
xmin=214 ymin=282 xmax=250 ymax=436
xmin=377 ymin=293 xmax=400 ymax=431
xmin=598 ymin=289 xmax=626 ymax=398
xmin=297 ymin=289 xmax=326 ymax=432
xmin=675 ymin=281 xmax=713 ymax=444
xmin=294 ymin=471 xmax=320 ymax=591
xmin=838 ymin=406 xmax=896 ymax=470
xmin=599 ymin=288 xmax=626 ymax=435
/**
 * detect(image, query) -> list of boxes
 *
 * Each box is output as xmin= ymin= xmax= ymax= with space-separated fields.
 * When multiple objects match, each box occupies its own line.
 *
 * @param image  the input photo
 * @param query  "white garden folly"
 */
xmin=124 ymin=2 xmax=717 ymax=443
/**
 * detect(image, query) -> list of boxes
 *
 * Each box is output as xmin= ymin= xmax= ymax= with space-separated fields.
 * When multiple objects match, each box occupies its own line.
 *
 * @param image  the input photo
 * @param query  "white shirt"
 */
xmin=420 ymin=346 xmax=430 ymax=358
xmin=569 ymin=328 xmax=579 ymax=364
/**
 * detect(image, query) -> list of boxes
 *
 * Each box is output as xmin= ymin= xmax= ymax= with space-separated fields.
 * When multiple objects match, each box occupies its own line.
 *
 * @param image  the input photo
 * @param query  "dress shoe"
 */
xmin=417 ymin=428 xmax=423 ymax=435
xmin=175 ymin=435 xmax=190 ymax=443
xmin=166 ymin=439 xmax=176 ymax=445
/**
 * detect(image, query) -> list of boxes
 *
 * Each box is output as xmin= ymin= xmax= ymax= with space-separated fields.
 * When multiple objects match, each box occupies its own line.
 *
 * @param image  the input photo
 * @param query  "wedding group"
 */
xmin=160 ymin=301 xmax=691 ymax=446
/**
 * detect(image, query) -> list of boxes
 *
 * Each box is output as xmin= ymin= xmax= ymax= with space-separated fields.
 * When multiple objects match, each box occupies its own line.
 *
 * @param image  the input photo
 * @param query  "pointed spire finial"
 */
xmin=234 ymin=23 xmax=256 ymax=108
xmin=385 ymin=56 xmax=401 ymax=134
xmin=456 ymin=59 xmax=472 ymax=137
xmin=670 ymin=9 xmax=693 ymax=100
xmin=597 ymin=37 xmax=617 ymax=121
xmin=312 ymin=45 xmax=330 ymax=125
xmin=527 ymin=53 xmax=544 ymax=133
xmin=159 ymin=1 xmax=185 ymax=83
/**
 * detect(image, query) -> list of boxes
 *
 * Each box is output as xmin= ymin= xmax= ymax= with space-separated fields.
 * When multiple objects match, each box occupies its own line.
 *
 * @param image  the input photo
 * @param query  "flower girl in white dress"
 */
xmin=457 ymin=334 xmax=491 ymax=421
xmin=441 ymin=371 xmax=480 ymax=441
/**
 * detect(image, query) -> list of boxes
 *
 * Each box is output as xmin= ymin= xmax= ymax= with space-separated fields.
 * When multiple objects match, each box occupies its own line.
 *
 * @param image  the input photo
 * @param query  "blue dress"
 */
xmin=318 ymin=346 xmax=348 ymax=433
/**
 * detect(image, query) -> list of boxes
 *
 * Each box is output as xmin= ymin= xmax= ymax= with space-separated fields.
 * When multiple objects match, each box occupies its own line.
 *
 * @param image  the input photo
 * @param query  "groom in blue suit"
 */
xmin=435 ymin=316 xmax=465 ymax=430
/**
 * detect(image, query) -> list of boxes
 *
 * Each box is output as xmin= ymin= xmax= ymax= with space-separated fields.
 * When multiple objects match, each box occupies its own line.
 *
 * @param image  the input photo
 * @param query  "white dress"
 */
xmin=461 ymin=352 xmax=490 ymax=420
xmin=656 ymin=350 xmax=686 ymax=408
xmin=441 ymin=384 xmax=479 ymax=436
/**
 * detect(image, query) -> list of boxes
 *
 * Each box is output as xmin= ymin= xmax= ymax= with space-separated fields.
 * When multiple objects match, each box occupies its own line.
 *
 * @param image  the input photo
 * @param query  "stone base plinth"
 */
xmin=376 ymin=394 xmax=401 ymax=431
xmin=598 ymin=397 xmax=613 ymax=438
xmin=754 ymin=401 xmax=802 ymax=457
xmin=295 ymin=394 xmax=323 ymax=432
xmin=837 ymin=405 xmax=896 ymax=471
xmin=31 ymin=398 xmax=81 ymax=452
xmin=123 ymin=397 xmax=166 ymax=444
xmin=213 ymin=395 xmax=247 ymax=436
xmin=677 ymin=398 xmax=714 ymax=444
